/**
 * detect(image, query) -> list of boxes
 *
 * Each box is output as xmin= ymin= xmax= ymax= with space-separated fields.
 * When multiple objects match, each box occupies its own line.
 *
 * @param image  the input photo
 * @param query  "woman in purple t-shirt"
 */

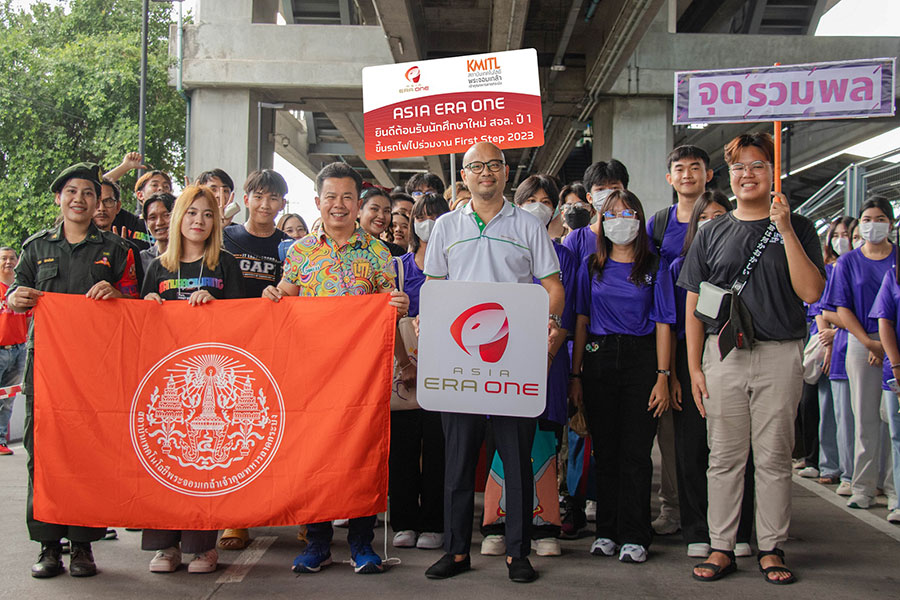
xmin=829 ymin=196 xmax=896 ymax=509
xmin=569 ymin=190 xmax=675 ymax=564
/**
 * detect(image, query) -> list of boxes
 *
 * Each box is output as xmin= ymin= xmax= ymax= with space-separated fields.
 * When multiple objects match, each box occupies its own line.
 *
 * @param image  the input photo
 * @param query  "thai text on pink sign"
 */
xmin=674 ymin=58 xmax=895 ymax=125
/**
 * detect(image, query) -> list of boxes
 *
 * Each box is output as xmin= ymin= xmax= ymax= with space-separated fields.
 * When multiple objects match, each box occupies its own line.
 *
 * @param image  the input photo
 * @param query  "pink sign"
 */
xmin=674 ymin=58 xmax=895 ymax=124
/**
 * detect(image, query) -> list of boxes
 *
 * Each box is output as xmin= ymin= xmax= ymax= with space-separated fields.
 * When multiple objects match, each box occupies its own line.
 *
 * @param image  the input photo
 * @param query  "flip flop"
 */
xmin=217 ymin=528 xmax=250 ymax=551
xmin=692 ymin=550 xmax=737 ymax=582
xmin=103 ymin=528 xmax=118 ymax=541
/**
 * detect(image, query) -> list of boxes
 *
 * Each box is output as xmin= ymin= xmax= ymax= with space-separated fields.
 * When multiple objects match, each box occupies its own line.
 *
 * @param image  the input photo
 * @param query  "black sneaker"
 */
xmin=560 ymin=497 xmax=586 ymax=539
xmin=31 ymin=542 xmax=64 ymax=578
xmin=69 ymin=542 xmax=97 ymax=577
xmin=507 ymin=556 xmax=537 ymax=583
xmin=425 ymin=553 xmax=471 ymax=579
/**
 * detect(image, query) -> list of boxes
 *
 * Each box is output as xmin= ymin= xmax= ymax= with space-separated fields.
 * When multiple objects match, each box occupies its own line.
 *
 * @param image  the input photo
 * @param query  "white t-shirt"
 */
xmin=423 ymin=200 xmax=560 ymax=283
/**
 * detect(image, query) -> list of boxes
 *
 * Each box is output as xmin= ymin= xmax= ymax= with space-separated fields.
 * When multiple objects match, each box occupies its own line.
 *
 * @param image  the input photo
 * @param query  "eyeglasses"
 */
xmin=729 ymin=161 xmax=770 ymax=175
xmin=100 ymin=198 xmax=118 ymax=207
xmin=463 ymin=160 xmax=505 ymax=174
xmin=602 ymin=209 xmax=636 ymax=219
xmin=410 ymin=191 xmax=425 ymax=198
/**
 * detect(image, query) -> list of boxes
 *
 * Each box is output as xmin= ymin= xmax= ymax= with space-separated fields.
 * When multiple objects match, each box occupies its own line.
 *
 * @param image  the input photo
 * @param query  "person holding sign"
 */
xmin=678 ymin=133 xmax=825 ymax=584
xmin=422 ymin=142 xmax=564 ymax=584
xmin=263 ymin=162 xmax=409 ymax=576
xmin=568 ymin=189 xmax=676 ymax=564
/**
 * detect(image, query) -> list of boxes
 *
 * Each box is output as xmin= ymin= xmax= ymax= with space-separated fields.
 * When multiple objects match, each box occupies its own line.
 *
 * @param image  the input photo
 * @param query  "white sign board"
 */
xmin=674 ymin=58 xmax=895 ymax=124
xmin=416 ymin=281 xmax=548 ymax=417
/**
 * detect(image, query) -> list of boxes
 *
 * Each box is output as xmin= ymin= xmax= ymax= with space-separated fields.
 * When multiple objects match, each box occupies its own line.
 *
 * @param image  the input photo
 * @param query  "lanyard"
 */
xmin=731 ymin=221 xmax=778 ymax=296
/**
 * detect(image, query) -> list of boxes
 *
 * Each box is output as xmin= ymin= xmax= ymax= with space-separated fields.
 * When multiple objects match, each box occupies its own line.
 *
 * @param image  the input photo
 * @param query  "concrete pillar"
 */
xmin=196 ymin=0 xmax=252 ymax=24
xmin=592 ymin=97 xmax=674 ymax=215
xmin=252 ymin=0 xmax=279 ymax=24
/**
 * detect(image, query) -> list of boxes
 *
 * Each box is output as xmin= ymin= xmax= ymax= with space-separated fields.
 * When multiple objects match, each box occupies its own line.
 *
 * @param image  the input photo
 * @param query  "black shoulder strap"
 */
xmin=732 ymin=221 xmax=778 ymax=296
xmin=651 ymin=206 xmax=671 ymax=252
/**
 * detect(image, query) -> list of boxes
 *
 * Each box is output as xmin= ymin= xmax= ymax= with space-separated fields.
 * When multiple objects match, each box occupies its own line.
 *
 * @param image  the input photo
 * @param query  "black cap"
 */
xmin=50 ymin=162 xmax=103 ymax=195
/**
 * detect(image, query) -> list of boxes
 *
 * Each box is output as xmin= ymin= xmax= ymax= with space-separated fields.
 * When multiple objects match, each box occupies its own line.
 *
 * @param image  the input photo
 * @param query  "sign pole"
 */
xmin=450 ymin=153 xmax=457 ymax=207
xmin=773 ymin=62 xmax=782 ymax=196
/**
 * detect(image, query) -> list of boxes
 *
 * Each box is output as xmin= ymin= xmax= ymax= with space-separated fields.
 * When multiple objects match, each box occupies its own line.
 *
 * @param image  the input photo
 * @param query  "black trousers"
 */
xmin=582 ymin=334 xmax=658 ymax=548
xmin=442 ymin=412 xmax=535 ymax=557
xmin=141 ymin=529 xmax=218 ymax=554
xmin=389 ymin=409 xmax=445 ymax=533
xmin=672 ymin=338 xmax=755 ymax=545
xmin=796 ymin=381 xmax=820 ymax=467
xmin=24 ymin=349 xmax=105 ymax=544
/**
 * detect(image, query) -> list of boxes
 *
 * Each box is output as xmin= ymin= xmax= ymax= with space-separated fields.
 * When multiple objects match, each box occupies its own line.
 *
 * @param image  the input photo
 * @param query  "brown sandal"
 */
xmin=217 ymin=528 xmax=250 ymax=550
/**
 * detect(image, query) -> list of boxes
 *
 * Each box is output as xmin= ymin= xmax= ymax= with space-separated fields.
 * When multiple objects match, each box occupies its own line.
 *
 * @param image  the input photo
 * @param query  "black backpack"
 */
xmin=650 ymin=205 xmax=672 ymax=254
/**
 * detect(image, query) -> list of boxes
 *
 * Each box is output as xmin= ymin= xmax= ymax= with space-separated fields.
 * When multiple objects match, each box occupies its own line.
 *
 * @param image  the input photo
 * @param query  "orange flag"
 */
xmin=32 ymin=292 xmax=394 ymax=529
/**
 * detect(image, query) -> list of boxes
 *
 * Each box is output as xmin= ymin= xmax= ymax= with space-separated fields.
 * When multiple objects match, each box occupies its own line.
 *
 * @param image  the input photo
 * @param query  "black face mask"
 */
xmin=564 ymin=206 xmax=591 ymax=230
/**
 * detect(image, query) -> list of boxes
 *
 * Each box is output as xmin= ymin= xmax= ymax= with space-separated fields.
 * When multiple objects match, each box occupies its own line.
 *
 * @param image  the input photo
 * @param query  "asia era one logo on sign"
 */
xmin=405 ymin=66 xmax=421 ymax=83
xmin=450 ymin=303 xmax=509 ymax=363
xmin=130 ymin=343 xmax=284 ymax=497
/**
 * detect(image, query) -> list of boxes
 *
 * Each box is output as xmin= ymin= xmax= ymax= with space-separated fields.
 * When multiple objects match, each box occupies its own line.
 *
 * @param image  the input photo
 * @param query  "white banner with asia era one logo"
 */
xmin=417 ymin=281 xmax=548 ymax=417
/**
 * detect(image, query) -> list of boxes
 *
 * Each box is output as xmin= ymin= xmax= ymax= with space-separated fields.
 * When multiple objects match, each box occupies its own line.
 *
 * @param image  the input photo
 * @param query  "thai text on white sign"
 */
xmin=363 ymin=49 xmax=544 ymax=160
xmin=674 ymin=58 xmax=895 ymax=124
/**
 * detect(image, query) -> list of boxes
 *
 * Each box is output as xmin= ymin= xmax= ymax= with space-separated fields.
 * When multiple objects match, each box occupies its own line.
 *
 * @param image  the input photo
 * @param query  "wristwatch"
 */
xmin=549 ymin=313 xmax=562 ymax=328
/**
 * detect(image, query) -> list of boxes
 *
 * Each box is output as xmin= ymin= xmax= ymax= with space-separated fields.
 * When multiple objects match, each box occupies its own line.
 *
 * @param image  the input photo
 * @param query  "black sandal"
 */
xmin=757 ymin=548 xmax=796 ymax=585
xmin=692 ymin=549 xmax=737 ymax=582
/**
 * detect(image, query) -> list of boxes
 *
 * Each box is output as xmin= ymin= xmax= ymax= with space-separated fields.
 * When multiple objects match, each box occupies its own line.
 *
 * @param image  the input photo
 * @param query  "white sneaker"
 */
xmin=187 ymin=549 xmax=218 ymax=574
xmin=585 ymin=500 xmax=597 ymax=522
xmin=531 ymin=538 xmax=561 ymax=557
xmin=480 ymin=534 xmax=506 ymax=555
xmin=797 ymin=466 xmax=820 ymax=478
xmin=149 ymin=546 xmax=181 ymax=573
xmin=734 ymin=542 xmax=752 ymax=557
xmin=887 ymin=509 xmax=900 ymax=524
xmin=686 ymin=543 xmax=711 ymax=558
xmin=590 ymin=537 xmax=618 ymax=557
xmin=847 ymin=494 xmax=872 ymax=509
xmin=333 ymin=519 xmax=350 ymax=528
xmin=836 ymin=481 xmax=852 ymax=496
xmin=651 ymin=514 xmax=681 ymax=535
xmin=416 ymin=532 xmax=443 ymax=549
xmin=618 ymin=544 xmax=647 ymax=563
xmin=392 ymin=530 xmax=417 ymax=548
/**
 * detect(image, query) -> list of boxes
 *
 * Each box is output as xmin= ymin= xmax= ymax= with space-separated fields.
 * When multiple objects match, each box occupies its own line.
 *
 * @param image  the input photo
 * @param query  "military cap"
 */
xmin=50 ymin=162 xmax=103 ymax=195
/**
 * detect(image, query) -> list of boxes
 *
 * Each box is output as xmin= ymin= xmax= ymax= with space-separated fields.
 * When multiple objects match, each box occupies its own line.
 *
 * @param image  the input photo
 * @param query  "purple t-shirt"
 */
xmin=669 ymin=256 xmax=687 ymax=340
xmin=647 ymin=205 xmax=689 ymax=266
xmin=399 ymin=252 xmax=427 ymax=318
xmin=540 ymin=242 xmax=578 ymax=424
xmin=819 ymin=264 xmax=848 ymax=381
xmin=868 ymin=269 xmax=900 ymax=390
xmin=829 ymin=246 xmax=895 ymax=333
xmin=562 ymin=225 xmax=598 ymax=263
xmin=575 ymin=256 xmax=676 ymax=336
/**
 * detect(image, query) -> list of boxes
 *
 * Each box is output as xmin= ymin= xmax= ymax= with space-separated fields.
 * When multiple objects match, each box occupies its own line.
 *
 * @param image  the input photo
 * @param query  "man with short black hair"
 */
xmin=390 ymin=192 xmax=414 ymax=218
xmin=196 ymin=168 xmax=236 ymax=226
xmin=94 ymin=179 xmax=146 ymax=286
xmin=406 ymin=172 xmax=445 ymax=199
xmin=222 ymin=169 xmax=290 ymax=300
xmin=264 ymin=160 xmax=409 ymax=576
xmin=562 ymin=159 xmax=629 ymax=262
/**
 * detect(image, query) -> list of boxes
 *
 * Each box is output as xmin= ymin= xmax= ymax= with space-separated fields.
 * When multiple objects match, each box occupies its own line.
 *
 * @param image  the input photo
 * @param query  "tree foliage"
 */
xmin=0 ymin=0 xmax=185 ymax=247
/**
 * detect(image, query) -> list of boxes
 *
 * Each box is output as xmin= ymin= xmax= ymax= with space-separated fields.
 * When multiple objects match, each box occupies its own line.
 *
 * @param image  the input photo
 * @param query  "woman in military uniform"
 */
xmin=7 ymin=162 xmax=139 ymax=579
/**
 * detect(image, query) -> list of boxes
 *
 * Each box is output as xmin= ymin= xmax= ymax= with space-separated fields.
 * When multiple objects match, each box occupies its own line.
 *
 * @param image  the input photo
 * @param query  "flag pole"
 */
xmin=773 ymin=62 xmax=783 ymax=196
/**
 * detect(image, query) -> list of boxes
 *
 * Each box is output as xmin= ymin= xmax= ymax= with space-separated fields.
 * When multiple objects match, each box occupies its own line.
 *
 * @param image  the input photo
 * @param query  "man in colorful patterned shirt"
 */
xmin=263 ymin=161 xmax=409 ymax=575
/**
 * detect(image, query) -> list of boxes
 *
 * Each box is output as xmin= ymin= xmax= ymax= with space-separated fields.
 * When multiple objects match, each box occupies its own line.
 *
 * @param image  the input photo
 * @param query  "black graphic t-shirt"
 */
xmin=141 ymin=251 xmax=245 ymax=300
xmin=223 ymin=224 xmax=289 ymax=298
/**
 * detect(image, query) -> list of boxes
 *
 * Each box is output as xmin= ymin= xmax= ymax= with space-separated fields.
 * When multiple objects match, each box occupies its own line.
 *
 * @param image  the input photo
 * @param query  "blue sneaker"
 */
xmin=349 ymin=543 xmax=383 ymax=574
xmin=292 ymin=542 xmax=332 ymax=573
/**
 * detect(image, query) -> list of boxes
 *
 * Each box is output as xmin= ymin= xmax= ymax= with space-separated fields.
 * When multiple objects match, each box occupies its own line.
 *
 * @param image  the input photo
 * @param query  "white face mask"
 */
xmin=602 ymin=217 xmax=640 ymax=246
xmin=414 ymin=219 xmax=435 ymax=243
xmin=830 ymin=237 xmax=850 ymax=256
xmin=591 ymin=188 xmax=614 ymax=212
xmin=521 ymin=202 xmax=553 ymax=228
xmin=859 ymin=221 xmax=890 ymax=244
xmin=697 ymin=218 xmax=713 ymax=230
xmin=852 ymin=237 xmax=864 ymax=250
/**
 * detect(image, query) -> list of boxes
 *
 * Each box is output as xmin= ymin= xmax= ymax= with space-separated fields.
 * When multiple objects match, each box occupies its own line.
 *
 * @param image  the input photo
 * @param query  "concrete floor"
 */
xmin=0 ymin=442 xmax=898 ymax=600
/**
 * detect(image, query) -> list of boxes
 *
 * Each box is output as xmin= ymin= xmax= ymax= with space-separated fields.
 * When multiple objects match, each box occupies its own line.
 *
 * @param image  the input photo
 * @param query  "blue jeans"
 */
xmin=0 ymin=343 xmax=26 ymax=442
xmin=306 ymin=516 xmax=376 ymax=552
xmin=830 ymin=379 xmax=854 ymax=484
xmin=817 ymin=376 xmax=841 ymax=477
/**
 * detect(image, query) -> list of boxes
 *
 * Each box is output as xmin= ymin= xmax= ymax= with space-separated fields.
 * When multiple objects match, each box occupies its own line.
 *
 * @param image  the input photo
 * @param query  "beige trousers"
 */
xmin=702 ymin=337 xmax=803 ymax=551
xmin=656 ymin=411 xmax=680 ymax=520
